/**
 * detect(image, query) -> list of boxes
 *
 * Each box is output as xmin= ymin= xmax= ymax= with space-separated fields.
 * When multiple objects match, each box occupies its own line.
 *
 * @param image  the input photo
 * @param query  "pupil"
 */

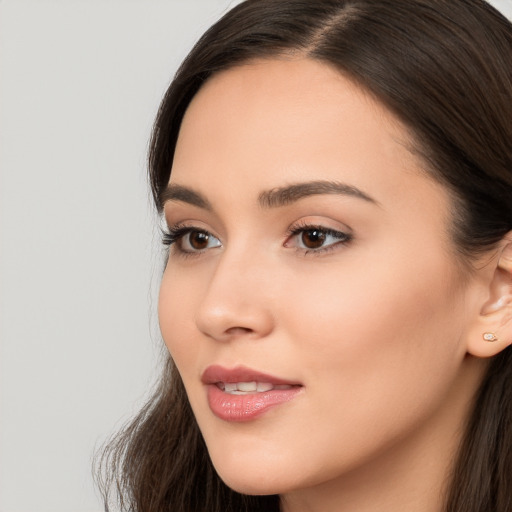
xmin=302 ymin=229 xmax=325 ymax=249
xmin=191 ymin=231 xmax=208 ymax=249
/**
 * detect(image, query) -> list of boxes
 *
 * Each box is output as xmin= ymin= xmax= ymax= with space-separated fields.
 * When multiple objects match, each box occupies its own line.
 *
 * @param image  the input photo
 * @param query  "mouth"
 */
xmin=216 ymin=381 xmax=296 ymax=395
xmin=201 ymin=365 xmax=303 ymax=422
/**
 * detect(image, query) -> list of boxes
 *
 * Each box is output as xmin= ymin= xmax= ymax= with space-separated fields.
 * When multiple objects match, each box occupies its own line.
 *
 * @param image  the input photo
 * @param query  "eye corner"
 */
xmin=164 ymin=225 xmax=222 ymax=257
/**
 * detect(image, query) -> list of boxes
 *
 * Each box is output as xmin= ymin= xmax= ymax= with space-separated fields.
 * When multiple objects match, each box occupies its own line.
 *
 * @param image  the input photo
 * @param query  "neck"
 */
xmin=280 ymin=356 xmax=488 ymax=512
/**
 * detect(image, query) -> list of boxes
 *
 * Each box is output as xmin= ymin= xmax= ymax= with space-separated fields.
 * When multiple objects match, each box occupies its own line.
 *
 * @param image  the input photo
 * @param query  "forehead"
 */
xmin=177 ymin=57 xmax=399 ymax=152
xmin=170 ymin=57 xmax=443 ymax=214
xmin=174 ymin=58 xmax=413 ymax=174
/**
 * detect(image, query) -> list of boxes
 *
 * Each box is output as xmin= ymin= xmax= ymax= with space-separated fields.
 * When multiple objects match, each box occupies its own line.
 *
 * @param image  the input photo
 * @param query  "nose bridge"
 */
xmin=195 ymin=241 xmax=275 ymax=341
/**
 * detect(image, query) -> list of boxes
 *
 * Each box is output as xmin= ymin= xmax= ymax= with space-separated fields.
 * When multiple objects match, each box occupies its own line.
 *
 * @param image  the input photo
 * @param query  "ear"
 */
xmin=466 ymin=233 xmax=512 ymax=358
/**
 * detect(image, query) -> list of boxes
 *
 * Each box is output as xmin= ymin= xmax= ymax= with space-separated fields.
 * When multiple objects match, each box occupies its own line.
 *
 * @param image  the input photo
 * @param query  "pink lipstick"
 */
xmin=202 ymin=365 xmax=303 ymax=422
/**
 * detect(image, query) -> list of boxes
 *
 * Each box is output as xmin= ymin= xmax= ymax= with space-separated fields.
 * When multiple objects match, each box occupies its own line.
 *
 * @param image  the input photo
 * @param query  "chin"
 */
xmin=223 ymin=480 xmax=279 ymax=496
xmin=216 ymin=470 xmax=289 ymax=496
xmin=208 ymin=449 xmax=308 ymax=496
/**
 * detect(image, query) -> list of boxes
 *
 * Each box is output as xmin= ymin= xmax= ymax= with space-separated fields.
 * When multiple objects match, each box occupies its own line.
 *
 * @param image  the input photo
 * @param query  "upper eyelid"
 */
xmin=165 ymin=220 xmax=217 ymax=234
xmin=288 ymin=223 xmax=350 ymax=234
xmin=287 ymin=225 xmax=352 ymax=242
xmin=287 ymin=217 xmax=353 ymax=235
xmin=166 ymin=224 xmax=220 ymax=240
xmin=164 ymin=219 xmax=353 ymax=244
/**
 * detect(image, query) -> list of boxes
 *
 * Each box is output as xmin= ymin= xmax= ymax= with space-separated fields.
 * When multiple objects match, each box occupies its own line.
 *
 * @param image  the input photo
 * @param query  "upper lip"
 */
xmin=201 ymin=365 xmax=302 ymax=386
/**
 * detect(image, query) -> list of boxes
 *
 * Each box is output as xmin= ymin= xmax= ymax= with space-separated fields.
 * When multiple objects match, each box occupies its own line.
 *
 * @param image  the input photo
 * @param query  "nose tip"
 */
xmin=194 ymin=261 xmax=275 ymax=342
xmin=195 ymin=302 xmax=274 ymax=342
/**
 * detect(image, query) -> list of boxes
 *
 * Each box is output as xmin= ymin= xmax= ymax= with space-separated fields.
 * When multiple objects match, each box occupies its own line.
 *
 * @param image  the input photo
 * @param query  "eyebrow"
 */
xmin=258 ymin=180 xmax=378 ymax=208
xmin=160 ymin=180 xmax=378 ymax=210
xmin=159 ymin=184 xmax=212 ymax=210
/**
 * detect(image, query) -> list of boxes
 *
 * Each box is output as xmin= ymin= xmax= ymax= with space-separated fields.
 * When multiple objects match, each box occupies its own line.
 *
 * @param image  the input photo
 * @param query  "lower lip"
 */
xmin=206 ymin=385 xmax=302 ymax=422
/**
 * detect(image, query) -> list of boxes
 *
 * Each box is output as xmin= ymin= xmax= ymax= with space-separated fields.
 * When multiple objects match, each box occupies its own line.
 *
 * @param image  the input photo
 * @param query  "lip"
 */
xmin=202 ymin=365 xmax=303 ymax=422
xmin=201 ymin=365 xmax=301 ymax=386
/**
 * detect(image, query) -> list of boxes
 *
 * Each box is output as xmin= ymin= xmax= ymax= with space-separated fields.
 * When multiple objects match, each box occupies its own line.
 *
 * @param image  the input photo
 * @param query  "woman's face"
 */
xmin=159 ymin=58 xmax=483 ymax=497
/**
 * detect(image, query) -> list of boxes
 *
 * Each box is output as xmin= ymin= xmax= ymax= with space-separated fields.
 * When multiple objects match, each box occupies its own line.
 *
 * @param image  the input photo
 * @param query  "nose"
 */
xmin=195 ymin=248 xmax=275 ymax=342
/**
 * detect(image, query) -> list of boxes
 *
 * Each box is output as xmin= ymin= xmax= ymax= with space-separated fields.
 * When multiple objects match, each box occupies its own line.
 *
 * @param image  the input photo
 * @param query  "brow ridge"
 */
xmin=258 ymin=180 xmax=378 ymax=208
xmin=160 ymin=180 xmax=378 ymax=211
xmin=159 ymin=184 xmax=212 ymax=210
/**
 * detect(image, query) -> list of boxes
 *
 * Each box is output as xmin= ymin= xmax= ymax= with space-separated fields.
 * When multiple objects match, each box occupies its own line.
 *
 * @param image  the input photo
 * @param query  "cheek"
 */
xmin=281 ymin=250 xmax=467 ymax=419
xmin=248 ymin=258 xmax=467 ymax=484
xmin=283 ymin=237 xmax=465 ymax=351
xmin=158 ymin=269 xmax=199 ymax=372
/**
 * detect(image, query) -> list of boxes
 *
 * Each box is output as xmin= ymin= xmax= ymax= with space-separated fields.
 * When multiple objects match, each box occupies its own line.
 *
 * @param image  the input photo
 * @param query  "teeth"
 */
xmin=219 ymin=381 xmax=291 ymax=394
xmin=238 ymin=381 xmax=257 ymax=392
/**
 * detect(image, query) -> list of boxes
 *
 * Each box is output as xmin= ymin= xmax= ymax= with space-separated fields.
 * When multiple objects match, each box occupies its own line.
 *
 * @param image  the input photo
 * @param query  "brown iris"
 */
xmin=188 ymin=230 xmax=210 ymax=250
xmin=301 ymin=229 xmax=326 ymax=249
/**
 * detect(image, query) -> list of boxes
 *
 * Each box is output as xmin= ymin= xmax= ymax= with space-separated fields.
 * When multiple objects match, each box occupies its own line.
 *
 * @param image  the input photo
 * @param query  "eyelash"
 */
xmin=285 ymin=221 xmax=353 ymax=255
xmin=162 ymin=225 xmax=195 ymax=246
xmin=161 ymin=222 xmax=353 ymax=256
xmin=161 ymin=224 xmax=215 ymax=257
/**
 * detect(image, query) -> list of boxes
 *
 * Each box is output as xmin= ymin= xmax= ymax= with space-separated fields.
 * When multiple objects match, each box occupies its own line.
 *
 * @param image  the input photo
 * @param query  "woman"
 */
xmin=97 ymin=1 xmax=512 ymax=511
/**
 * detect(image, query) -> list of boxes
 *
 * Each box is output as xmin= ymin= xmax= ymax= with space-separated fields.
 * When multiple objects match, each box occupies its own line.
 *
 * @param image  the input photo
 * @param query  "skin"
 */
xmin=158 ymin=58 xmax=492 ymax=512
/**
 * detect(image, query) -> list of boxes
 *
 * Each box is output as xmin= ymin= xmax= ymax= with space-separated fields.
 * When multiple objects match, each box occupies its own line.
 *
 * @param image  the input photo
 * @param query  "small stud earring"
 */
xmin=483 ymin=332 xmax=499 ymax=342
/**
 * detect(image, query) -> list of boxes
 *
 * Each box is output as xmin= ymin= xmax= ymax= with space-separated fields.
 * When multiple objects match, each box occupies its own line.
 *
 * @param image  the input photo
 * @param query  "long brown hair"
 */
xmin=96 ymin=1 xmax=512 ymax=511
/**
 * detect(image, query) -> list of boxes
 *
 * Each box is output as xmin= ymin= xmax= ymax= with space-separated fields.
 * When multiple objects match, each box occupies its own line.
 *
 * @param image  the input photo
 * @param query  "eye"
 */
xmin=298 ymin=228 xmax=329 ymax=249
xmin=285 ymin=224 xmax=352 ymax=253
xmin=181 ymin=229 xmax=221 ymax=252
xmin=163 ymin=227 xmax=222 ymax=254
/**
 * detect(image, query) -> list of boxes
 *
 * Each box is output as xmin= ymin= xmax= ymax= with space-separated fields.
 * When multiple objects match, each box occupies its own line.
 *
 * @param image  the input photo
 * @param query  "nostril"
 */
xmin=225 ymin=326 xmax=254 ymax=336
xmin=194 ymin=286 xmax=275 ymax=340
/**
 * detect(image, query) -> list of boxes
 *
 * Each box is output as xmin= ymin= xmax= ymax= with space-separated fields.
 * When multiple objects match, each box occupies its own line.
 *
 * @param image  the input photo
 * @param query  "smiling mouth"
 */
xmin=216 ymin=381 xmax=297 ymax=395
xmin=202 ymin=365 xmax=303 ymax=421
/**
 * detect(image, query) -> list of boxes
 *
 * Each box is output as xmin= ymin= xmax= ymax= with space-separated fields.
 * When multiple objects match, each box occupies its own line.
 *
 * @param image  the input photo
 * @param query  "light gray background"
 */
xmin=1 ymin=1 xmax=511 ymax=511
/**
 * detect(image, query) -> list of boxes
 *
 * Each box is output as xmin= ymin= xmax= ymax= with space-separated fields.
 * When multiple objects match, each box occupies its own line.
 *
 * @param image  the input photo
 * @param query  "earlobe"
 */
xmin=482 ymin=332 xmax=499 ymax=342
xmin=466 ymin=236 xmax=512 ymax=359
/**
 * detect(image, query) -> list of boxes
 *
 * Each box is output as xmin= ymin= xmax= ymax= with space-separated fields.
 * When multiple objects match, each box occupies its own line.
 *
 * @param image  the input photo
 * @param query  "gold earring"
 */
xmin=483 ymin=332 xmax=499 ymax=342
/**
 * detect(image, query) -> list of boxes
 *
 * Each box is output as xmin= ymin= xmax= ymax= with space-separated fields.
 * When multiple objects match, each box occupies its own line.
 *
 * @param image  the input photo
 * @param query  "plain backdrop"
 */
xmin=1 ymin=1 xmax=511 ymax=511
